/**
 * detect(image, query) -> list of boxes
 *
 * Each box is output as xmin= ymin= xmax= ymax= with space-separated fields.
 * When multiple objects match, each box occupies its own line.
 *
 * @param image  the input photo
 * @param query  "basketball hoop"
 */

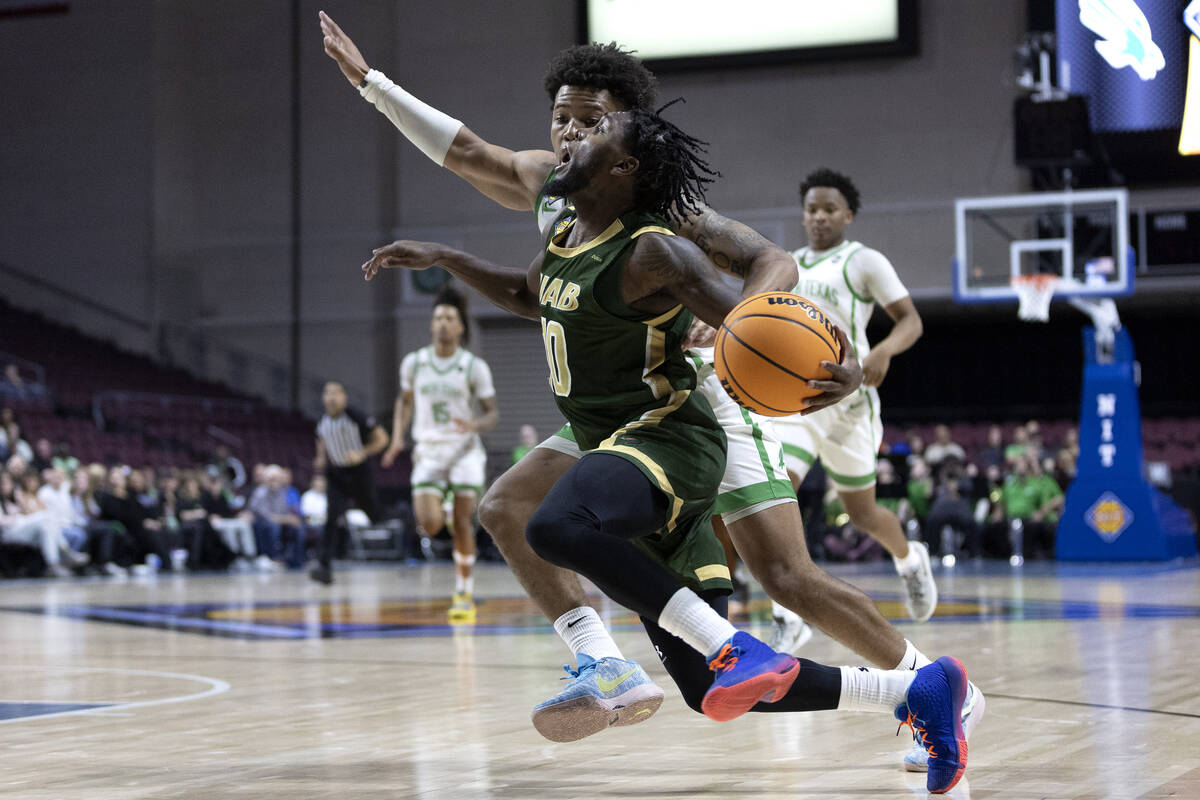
xmin=1012 ymin=274 xmax=1058 ymax=322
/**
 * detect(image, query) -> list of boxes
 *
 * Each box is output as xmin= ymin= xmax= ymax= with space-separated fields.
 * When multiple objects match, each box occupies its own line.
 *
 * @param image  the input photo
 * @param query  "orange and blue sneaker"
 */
xmin=903 ymin=679 xmax=985 ymax=773
xmin=531 ymin=655 xmax=665 ymax=743
xmin=700 ymin=631 xmax=799 ymax=722
xmin=895 ymin=656 xmax=970 ymax=794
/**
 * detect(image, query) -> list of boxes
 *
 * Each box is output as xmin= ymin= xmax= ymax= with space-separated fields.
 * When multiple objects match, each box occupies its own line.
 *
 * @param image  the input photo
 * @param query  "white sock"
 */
xmin=893 ymin=639 xmax=933 ymax=671
xmin=893 ymin=545 xmax=922 ymax=574
xmin=452 ymin=552 xmax=475 ymax=595
xmin=771 ymin=599 xmax=803 ymax=624
xmin=658 ymin=587 xmax=739 ymax=656
xmin=553 ymin=607 xmax=624 ymax=662
xmin=837 ymin=666 xmax=917 ymax=713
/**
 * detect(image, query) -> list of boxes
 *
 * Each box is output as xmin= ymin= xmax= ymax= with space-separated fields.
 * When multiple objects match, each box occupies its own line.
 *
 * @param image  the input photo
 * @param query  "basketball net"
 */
xmin=1012 ymin=274 xmax=1057 ymax=322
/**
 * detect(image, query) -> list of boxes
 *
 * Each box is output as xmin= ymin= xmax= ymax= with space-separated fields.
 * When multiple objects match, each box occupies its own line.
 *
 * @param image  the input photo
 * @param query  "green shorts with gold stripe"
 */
xmin=585 ymin=393 xmax=731 ymax=595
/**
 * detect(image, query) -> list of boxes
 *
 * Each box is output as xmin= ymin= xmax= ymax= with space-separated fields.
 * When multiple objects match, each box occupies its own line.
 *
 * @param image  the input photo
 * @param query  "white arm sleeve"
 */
xmin=846 ymin=247 xmax=909 ymax=307
xmin=359 ymin=69 xmax=463 ymax=166
xmin=399 ymin=352 xmax=418 ymax=392
xmin=470 ymin=358 xmax=496 ymax=401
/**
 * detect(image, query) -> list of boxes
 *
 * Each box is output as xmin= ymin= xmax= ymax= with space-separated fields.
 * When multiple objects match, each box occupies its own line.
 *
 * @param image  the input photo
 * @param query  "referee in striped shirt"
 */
xmin=312 ymin=381 xmax=388 ymax=584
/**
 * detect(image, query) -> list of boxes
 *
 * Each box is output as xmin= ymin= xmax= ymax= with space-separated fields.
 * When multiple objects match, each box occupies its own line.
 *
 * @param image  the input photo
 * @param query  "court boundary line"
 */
xmin=988 ymin=692 xmax=1200 ymax=719
xmin=0 ymin=666 xmax=230 ymax=725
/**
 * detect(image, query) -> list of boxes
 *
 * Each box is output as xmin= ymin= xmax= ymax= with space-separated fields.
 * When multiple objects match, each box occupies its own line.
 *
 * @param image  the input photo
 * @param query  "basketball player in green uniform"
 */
xmin=319 ymin=14 xmax=979 ymax=777
xmin=362 ymin=104 xmax=971 ymax=793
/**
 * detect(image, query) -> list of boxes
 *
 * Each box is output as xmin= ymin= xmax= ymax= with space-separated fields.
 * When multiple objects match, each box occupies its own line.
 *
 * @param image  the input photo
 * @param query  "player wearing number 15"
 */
xmin=383 ymin=288 xmax=498 ymax=620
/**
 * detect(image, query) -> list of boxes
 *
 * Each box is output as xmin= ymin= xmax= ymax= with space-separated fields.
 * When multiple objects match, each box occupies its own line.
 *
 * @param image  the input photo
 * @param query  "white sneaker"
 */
xmin=897 ymin=541 xmax=938 ymax=623
xmin=903 ymin=680 xmax=986 ymax=772
xmin=103 ymin=562 xmax=129 ymax=578
xmin=254 ymin=555 xmax=281 ymax=572
xmin=768 ymin=610 xmax=813 ymax=655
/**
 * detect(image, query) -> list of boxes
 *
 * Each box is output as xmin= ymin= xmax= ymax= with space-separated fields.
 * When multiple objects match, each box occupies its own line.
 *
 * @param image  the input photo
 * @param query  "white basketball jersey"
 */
xmin=400 ymin=346 xmax=495 ymax=445
xmin=789 ymin=240 xmax=909 ymax=362
xmin=537 ymin=191 xmax=570 ymax=239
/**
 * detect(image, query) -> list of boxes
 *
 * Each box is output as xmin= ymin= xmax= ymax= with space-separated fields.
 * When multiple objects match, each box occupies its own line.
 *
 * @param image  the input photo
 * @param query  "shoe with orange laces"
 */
xmin=700 ymin=631 xmax=800 ymax=722
xmin=894 ymin=656 xmax=970 ymax=794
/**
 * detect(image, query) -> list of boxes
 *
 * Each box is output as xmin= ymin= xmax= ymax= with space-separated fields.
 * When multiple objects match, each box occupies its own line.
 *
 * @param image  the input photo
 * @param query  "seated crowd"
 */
xmin=0 ymin=404 xmax=1108 ymax=579
xmin=804 ymin=420 xmax=1079 ymax=564
xmin=1 ymin=405 xmax=329 ymax=578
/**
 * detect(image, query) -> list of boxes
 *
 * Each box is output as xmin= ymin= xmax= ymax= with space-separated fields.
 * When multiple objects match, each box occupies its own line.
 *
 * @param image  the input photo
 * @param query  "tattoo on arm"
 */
xmin=686 ymin=210 xmax=764 ymax=278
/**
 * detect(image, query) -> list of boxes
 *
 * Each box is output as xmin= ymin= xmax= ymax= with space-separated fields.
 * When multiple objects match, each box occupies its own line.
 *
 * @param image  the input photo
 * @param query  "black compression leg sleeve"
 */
xmin=525 ymin=453 xmax=685 ymax=619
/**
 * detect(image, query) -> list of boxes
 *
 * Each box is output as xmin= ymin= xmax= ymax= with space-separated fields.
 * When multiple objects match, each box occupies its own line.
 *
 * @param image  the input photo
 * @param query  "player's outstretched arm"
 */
xmin=319 ymin=11 xmax=555 ymax=210
xmin=363 ymin=240 xmax=540 ymax=321
xmin=625 ymin=234 xmax=861 ymax=410
xmin=673 ymin=205 xmax=798 ymax=296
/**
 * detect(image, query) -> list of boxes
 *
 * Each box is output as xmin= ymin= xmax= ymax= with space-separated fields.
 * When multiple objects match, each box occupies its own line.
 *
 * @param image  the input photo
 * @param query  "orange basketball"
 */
xmin=713 ymin=292 xmax=843 ymax=417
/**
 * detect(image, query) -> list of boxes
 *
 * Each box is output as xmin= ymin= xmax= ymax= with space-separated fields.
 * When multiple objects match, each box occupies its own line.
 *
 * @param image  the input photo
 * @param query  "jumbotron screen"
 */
xmin=578 ymin=0 xmax=917 ymax=69
xmin=1056 ymin=0 xmax=1200 ymax=158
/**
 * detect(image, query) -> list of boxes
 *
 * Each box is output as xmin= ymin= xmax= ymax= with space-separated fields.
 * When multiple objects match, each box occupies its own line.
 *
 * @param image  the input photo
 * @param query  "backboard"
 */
xmin=953 ymin=188 xmax=1133 ymax=304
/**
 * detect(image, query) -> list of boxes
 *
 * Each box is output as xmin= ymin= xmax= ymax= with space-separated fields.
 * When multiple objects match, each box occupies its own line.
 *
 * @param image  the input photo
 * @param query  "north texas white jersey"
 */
xmin=400 ymin=346 xmax=496 ymax=445
xmin=537 ymin=191 xmax=570 ymax=239
xmin=789 ymin=240 xmax=909 ymax=362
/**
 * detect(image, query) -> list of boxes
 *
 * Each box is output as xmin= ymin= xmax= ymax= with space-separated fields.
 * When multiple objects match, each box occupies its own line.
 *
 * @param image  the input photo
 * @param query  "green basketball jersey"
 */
xmin=538 ymin=210 xmax=705 ymax=451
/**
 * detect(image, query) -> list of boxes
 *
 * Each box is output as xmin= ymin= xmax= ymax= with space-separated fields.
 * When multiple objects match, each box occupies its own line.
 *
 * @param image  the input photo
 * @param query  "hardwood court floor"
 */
xmin=1 ymin=558 xmax=1198 ymax=799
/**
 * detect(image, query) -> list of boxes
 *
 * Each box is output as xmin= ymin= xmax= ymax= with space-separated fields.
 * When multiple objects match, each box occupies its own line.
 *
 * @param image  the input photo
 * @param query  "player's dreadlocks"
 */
xmin=433 ymin=285 xmax=470 ymax=345
xmin=799 ymin=168 xmax=862 ymax=214
xmin=543 ymin=42 xmax=658 ymax=111
xmin=624 ymin=100 xmax=719 ymax=224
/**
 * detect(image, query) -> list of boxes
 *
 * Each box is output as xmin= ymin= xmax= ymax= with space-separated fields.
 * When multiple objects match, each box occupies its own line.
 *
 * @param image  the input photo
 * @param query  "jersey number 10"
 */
xmin=541 ymin=319 xmax=572 ymax=396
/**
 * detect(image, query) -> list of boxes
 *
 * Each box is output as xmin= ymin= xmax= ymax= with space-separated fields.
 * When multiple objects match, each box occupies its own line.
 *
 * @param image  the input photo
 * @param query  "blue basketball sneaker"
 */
xmin=895 ymin=656 xmax=970 ymax=794
xmin=701 ymin=631 xmax=799 ymax=722
xmin=903 ymin=680 xmax=985 ymax=773
xmin=531 ymin=655 xmax=665 ymax=743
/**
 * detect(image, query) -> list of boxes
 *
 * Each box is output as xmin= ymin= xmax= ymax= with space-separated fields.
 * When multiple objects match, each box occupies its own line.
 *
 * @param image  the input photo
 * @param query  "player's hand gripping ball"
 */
xmin=714 ymin=292 xmax=844 ymax=417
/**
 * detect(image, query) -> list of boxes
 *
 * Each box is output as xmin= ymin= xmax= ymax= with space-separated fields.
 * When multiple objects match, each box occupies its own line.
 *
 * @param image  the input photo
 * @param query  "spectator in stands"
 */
xmin=1053 ymin=446 xmax=1077 ymax=491
xmin=53 ymin=441 xmax=79 ymax=476
xmin=250 ymin=463 xmax=268 ymax=492
xmin=130 ymin=468 xmax=159 ymax=511
xmin=905 ymin=430 xmax=926 ymax=467
xmin=3 ymin=422 xmax=33 ymax=464
xmin=906 ymin=457 xmax=933 ymax=529
xmin=300 ymin=474 xmax=327 ymax=527
xmin=1025 ymin=420 xmax=1051 ymax=463
xmin=988 ymin=453 xmax=1065 ymax=560
xmin=1005 ymin=424 xmax=1030 ymax=466
xmin=1061 ymin=426 xmax=1079 ymax=459
xmin=6 ymin=454 xmax=30 ymax=481
xmin=511 ymin=424 xmax=539 ymax=465
xmin=30 ymin=438 xmax=54 ymax=474
xmin=1 ymin=470 xmax=88 ymax=577
xmin=977 ymin=425 xmax=1006 ymax=470
xmin=924 ymin=424 xmax=966 ymax=469
xmin=921 ymin=457 xmax=982 ymax=560
xmin=33 ymin=469 xmax=88 ymax=554
xmin=0 ymin=364 xmax=44 ymax=401
xmin=209 ymin=445 xmax=247 ymax=490
xmin=249 ymin=465 xmax=302 ymax=569
xmin=176 ymin=475 xmax=233 ymax=571
xmin=201 ymin=472 xmax=265 ymax=571
xmin=69 ymin=467 xmax=129 ymax=576
xmin=873 ymin=458 xmax=911 ymax=518
xmin=98 ymin=466 xmax=172 ymax=574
